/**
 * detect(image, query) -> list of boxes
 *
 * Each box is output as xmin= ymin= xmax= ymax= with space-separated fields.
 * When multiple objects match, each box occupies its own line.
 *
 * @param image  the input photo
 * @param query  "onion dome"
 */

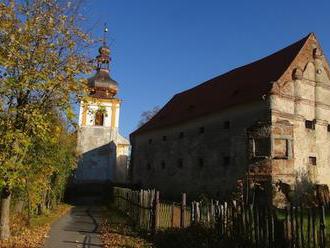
xmin=88 ymin=25 xmax=119 ymax=98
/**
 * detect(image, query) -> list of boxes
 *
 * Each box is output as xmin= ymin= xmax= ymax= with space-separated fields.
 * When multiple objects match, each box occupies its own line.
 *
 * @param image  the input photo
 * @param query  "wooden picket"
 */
xmin=113 ymin=187 xmax=328 ymax=247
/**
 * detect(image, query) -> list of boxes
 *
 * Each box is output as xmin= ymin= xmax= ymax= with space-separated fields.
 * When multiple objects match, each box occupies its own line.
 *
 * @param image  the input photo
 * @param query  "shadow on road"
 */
xmin=44 ymin=194 xmax=107 ymax=248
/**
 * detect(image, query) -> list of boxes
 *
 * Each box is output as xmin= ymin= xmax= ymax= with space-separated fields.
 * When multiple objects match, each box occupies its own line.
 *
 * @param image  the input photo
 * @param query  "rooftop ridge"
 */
xmin=177 ymin=33 xmax=312 ymax=97
xmin=132 ymin=33 xmax=317 ymax=136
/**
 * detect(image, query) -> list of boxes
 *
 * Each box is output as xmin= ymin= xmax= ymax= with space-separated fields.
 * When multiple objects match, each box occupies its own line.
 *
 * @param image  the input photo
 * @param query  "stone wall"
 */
xmin=131 ymin=100 xmax=270 ymax=200
xmin=270 ymin=47 xmax=330 ymax=187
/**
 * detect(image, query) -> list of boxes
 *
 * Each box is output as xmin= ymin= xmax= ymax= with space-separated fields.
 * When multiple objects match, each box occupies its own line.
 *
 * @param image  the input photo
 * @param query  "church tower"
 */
xmin=76 ymin=26 xmax=129 ymax=184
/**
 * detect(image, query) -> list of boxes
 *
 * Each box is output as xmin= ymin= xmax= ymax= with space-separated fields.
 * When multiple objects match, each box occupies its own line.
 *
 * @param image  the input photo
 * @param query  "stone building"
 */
xmin=75 ymin=34 xmax=129 ymax=184
xmin=130 ymin=33 xmax=330 ymax=200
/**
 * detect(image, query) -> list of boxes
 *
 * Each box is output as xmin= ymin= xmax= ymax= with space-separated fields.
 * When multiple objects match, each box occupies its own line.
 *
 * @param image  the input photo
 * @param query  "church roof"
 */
xmin=131 ymin=33 xmax=322 ymax=136
xmin=88 ymin=68 xmax=119 ymax=99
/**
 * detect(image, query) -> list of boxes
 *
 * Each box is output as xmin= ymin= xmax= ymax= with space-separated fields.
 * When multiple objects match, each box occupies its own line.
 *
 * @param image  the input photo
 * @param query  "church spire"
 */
xmin=88 ymin=24 xmax=119 ymax=98
xmin=96 ymin=24 xmax=111 ymax=71
xmin=103 ymin=23 xmax=108 ymax=46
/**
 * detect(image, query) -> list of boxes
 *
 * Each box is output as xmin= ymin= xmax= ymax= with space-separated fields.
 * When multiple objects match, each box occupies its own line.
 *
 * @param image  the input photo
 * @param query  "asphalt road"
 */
xmin=44 ymin=199 xmax=105 ymax=248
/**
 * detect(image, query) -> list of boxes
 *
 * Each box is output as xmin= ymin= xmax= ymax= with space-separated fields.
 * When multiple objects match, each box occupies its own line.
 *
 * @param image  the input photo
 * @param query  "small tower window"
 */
xmin=161 ymin=161 xmax=166 ymax=169
xmin=305 ymin=120 xmax=315 ymax=130
xmin=95 ymin=111 xmax=104 ymax=126
xmin=162 ymin=135 xmax=167 ymax=141
xmin=148 ymin=139 xmax=152 ymax=144
xmin=199 ymin=127 xmax=205 ymax=134
xmin=179 ymin=132 xmax=184 ymax=139
xmin=147 ymin=163 xmax=152 ymax=170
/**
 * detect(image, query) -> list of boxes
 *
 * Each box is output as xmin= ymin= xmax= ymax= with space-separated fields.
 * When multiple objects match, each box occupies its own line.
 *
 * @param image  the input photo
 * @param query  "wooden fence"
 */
xmin=192 ymin=200 xmax=327 ymax=247
xmin=113 ymin=187 xmax=190 ymax=231
xmin=113 ymin=187 xmax=327 ymax=247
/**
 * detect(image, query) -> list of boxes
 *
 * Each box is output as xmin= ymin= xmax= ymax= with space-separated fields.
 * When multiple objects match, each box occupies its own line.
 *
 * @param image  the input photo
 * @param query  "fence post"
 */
xmin=196 ymin=202 xmax=200 ymax=223
xmin=191 ymin=201 xmax=195 ymax=224
xmin=153 ymin=191 xmax=160 ymax=233
xmin=171 ymin=203 xmax=175 ymax=227
xmin=181 ymin=193 xmax=186 ymax=228
xmin=139 ymin=190 xmax=143 ymax=227
xmin=320 ymin=205 xmax=326 ymax=248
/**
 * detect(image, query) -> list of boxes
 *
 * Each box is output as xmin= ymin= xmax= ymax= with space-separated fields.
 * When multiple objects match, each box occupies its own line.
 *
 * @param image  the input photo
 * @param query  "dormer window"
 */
xmin=95 ymin=111 xmax=104 ymax=126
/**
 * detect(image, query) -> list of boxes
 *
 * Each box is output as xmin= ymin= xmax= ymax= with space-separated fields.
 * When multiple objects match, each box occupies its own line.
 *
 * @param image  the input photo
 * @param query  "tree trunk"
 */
xmin=0 ymin=187 xmax=11 ymax=240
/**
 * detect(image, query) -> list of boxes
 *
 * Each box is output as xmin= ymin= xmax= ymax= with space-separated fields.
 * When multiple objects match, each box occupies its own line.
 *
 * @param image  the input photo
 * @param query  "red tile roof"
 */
xmin=131 ymin=33 xmax=315 ymax=136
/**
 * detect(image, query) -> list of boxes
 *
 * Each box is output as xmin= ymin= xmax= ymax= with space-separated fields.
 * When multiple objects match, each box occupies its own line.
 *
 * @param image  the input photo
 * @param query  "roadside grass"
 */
xmin=0 ymin=204 xmax=71 ymax=248
xmin=101 ymin=204 xmax=153 ymax=248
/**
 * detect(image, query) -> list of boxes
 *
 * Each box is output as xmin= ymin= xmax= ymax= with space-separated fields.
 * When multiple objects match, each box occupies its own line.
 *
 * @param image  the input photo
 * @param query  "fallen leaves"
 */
xmin=101 ymin=222 xmax=152 ymax=248
xmin=100 ymin=206 xmax=152 ymax=248
xmin=0 ymin=223 xmax=50 ymax=248
xmin=0 ymin=204 xmax=71 ymax=248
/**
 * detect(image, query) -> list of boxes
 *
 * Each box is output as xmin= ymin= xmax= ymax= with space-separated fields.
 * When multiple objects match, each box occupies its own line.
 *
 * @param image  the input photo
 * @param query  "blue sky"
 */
xmin=80 ymin=0 xmax=330 ymax=138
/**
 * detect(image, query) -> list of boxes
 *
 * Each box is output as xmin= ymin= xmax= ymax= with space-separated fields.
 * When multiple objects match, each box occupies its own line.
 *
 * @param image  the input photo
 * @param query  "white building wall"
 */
xmin=76 ymin=98 xmax=130 ymax=183
xmin=271 ymin=56 xmax=330 ymax=186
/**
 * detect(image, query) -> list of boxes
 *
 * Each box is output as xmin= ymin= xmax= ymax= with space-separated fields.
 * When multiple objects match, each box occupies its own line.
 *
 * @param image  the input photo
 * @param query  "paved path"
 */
xmin=44 ymin=205 xmax=105 ymax=248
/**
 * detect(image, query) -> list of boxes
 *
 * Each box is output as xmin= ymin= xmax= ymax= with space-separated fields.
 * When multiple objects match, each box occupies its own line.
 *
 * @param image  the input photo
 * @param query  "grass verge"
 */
xmin=101 ymin=204 xmax=153 ymax=248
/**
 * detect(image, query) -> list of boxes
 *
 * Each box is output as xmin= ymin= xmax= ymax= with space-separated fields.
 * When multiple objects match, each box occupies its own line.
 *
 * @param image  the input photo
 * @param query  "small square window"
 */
xmin=199 ymin=127 xmax=205 ymax=134
xmin=162 ymin=136 xmax=167 ymax=141
xmin=309 ymin=156 xmax=317 ymax=166
xmin=147 ymin=163 xmax=151 ymax=170
xmin=224 ymin=121 xmax=230 ymax=129
xmin=161 ymin=161 xmax=166 ymax=169
xmin=223 ymin=156 xmax=230 ymax=166
xmin=177 ymin=159 xmax=183 ymax=168
xmin=179 ymin=132 xmax=184 ymax=139
xmin=305 ymin=120 xmax=315 ymax=130
xmin=199 ymin=158 xmax=204 ymax=168
xmin=148 ymin=139 xmax=152 ymax=144
xmin=254 ymin=138 xmax=270 ymax=157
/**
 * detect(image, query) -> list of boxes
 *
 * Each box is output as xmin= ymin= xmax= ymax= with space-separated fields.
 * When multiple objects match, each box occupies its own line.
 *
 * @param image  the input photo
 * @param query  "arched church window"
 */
xmin=95 ymin=111 xmax=104 ymax=126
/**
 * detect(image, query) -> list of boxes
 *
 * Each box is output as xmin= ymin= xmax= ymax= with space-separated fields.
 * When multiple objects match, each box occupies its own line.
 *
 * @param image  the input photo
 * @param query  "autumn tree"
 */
xmin=0 ymin=0 xmax=92 ymax=239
